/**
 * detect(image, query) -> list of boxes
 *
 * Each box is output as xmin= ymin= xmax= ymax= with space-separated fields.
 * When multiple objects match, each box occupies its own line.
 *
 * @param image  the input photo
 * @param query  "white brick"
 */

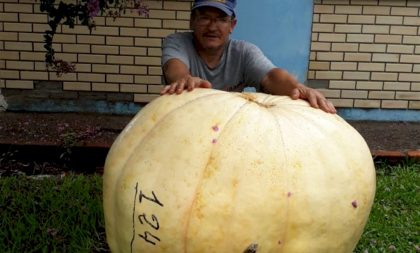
xmin=399 ymin=73 xmax=420 ymax=82
xmin=315 ymin=71 xmax=343 ymax=80
xmin=407 ymin=0 xmax=420 ymax=7
xmin=363 ymin=6 xmax=390 ymax=15
xmin=335 ymin=24 xmax=362 ymax=33
xmin=318 ymin=33 xmax=346 ymax=42
xmin=379 ymin=0 xmax=408 ymax=7
xmin=404 ymin=17 xmax=420 ymax=26
xmin=317 ymin=52 xmax=344 ymax=61
xmin=400 ymin=55 xmax=420 ymax=63
xmin=311 ymin=42 xmax=331 ymax=51
xmin=372 ymin=53 xmax=399 ymax=63
xmin=387 ymin=45 xmax=414 ymax=54
xmin=369 ymin=91 xmax=395 ymax=99
xmin=413 ymin=64 xmax=420 ymax=72
xmin=391 ymin=7 xmax=418 ymax=16
xmin=343 ymin=71 xmax=370 ymax=80
xmin=332 ymin=43 xmax=359 ymax=52
xmin=320 ymin=14 xmax=347 ymax=23
xmin=375 ymin=34 xmax=402 ymax=44
xmin=386 ymin=63 xmax=413 ymax=72
xmin=376 ymin=15 xmax=403 ymax=25
xmin=382 ymin=100 xmax=408 ymax=109
xmin=384 ymin=82 xmax=411 ymax=90
xmin=329 ymin=80 xmax=356 ymax=89
xmin=371 ymin=72 xmax=398 ymax=81
xmin=409 ymin=101 xmax=420 ymax=109
xmin=314 ymin=5 xmax=334 ymax=14
xmin=354 ymin=100 xmax=381 ymax=108
xmin=309 ymin=61 xmax=330 ymax=70
xmin=390 ymin=26 xmax=417 ymax=35
xmin=411 ymin=83 xmax=420 ymax=91
xmin=329 ymin=99 xmax=354 ymax=107
xmin=345 ymin=53 xmax=372 ymax=62
xmin=318 ymin=88 xmax=340 ymax=98
xmin=350 ymin=0 xmax=377 ymax=5
xmin=348 ymin=15 xmax=375 ymax=24
xmin=356 ymin=81 xmax=384 ymax=90
xmin=313 ymin=23 xmax=334 ymax=32
xmin=403 ymin=36 xmax=420 ymax=45
xmin=359 ymin=63 xmax=385 ymax=71
xmin=331 ymin=62 xmax=357 ymax=70
xmin=396 ymin=91 xmax=420 ymax=100
xmin=5 ymin=80 xmax=33 ymax=89
xmin=362 ymin=25 xmax=390 ymax=34
xmin=359 ymin=43 xmax=386 ymax=53
xmin=335 ymin=5 xmax=362 ymax=14
xmin=313 ymin=14 xmax=320 ymax=23
xmin=342 ymin=90 xmax=368 ymax=99
xmin=347 ymin=34 xmax=374 ymax=43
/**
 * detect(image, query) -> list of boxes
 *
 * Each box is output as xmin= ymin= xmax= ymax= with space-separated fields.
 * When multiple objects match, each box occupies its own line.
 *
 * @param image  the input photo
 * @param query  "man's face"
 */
xmin=190 ymin=7 xmax=237 ymax=51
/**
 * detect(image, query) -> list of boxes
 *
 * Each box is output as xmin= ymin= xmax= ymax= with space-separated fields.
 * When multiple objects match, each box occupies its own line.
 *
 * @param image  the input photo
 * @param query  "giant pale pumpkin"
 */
xmin=103 ymin=89 xmax=376 ymax=253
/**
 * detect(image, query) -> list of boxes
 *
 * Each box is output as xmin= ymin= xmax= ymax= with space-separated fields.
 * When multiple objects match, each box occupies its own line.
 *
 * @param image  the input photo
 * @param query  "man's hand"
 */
xmin=261 ymin=68 xmax=337 ymax=114
xmin=160 ymin=75 xmax=212 ymax=95
xmin=161 ymin=58 xmax=212 ymax=95
xmin=290 ymin=85 xmax=337 ymax=114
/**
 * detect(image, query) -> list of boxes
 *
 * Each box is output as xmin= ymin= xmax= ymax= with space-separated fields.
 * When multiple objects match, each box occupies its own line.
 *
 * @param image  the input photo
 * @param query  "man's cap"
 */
xmin=192 ymin=0 xmax=236 ymax=17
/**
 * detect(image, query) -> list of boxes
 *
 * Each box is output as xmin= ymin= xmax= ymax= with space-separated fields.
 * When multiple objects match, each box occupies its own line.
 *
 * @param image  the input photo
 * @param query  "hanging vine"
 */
xmin=39 ymin=0 xmax=149 ymax=76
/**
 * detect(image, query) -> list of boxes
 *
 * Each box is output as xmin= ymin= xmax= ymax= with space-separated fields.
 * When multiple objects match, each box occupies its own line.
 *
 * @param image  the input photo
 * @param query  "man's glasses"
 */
xmin=195 ymin=15 xmax=232 ymax=27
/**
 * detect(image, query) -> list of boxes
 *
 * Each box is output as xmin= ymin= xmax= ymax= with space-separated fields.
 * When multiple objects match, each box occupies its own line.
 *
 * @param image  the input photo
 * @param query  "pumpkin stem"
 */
xmin=238 ymin=93 xmax=275 ymax=108
xmin=243 ymin=243 xmax=258 ymax=253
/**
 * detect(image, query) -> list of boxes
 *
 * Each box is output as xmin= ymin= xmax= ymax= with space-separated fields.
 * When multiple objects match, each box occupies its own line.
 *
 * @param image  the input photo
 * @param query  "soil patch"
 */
xmin=1 ymin=111 xmax=418 ymax=150
xmin=0 ymin=111 xmax=419 ymax=176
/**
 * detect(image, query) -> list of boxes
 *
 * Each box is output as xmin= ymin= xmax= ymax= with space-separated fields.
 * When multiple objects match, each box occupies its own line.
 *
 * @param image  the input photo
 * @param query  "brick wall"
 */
xmin=0 ymin=0 xmax=192 ymax=110
xmin=1 ymin=0 xmax=420 ymax=112
xmin=309 ymin=0 xmax=420 ymax=110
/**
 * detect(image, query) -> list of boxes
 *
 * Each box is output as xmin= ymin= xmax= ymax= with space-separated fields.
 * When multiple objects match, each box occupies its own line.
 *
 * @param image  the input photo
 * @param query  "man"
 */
xmin=161 ymin=0 xmax=336 ymax=113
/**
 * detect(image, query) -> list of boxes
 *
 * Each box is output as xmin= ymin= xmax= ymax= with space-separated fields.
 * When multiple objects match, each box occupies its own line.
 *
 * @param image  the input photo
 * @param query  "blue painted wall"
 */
xmin=232 ymin=0 xmax=313 ymax=83
xmin=232 ymin=1 xmax=420 ymax=121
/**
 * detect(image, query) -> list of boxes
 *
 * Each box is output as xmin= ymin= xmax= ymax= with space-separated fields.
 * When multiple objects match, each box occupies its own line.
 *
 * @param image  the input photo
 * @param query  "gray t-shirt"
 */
xmin=162 ymin=32 xmax=275 ymax=92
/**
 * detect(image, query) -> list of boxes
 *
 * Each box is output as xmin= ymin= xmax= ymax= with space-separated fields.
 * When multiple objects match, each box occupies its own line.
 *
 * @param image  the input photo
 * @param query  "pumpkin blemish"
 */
xmin=212 ymin=125 xmax=219 ymax=132
xmin=352 ymin=200 xmax=358 ymax=208
xmin=287 ymin=192 xmax=292 ymax=197
xmin=212 ymin=139 xmax=217 ymax=144
xmin=243 ymin=243 xmax=258 ymax=253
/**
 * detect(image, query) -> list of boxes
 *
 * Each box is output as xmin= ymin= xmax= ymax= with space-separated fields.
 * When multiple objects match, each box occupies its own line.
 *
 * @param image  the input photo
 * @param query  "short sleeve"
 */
xmin=242 ymin=43 xmax=275 ymax=88
xmin=162 ymin=33 xmax=191 ymax=68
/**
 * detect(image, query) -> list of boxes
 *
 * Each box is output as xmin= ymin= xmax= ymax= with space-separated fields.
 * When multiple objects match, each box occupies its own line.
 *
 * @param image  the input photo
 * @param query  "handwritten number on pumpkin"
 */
xmin=139 ymin=190 xmax=164 ymax=207
xmin=132 ymin=183 xmax=164 ymax=247
xmin=138 ymin=213 xmax=160 ymax=230
xmin=138 ymin=231 xmax=161 ymax=245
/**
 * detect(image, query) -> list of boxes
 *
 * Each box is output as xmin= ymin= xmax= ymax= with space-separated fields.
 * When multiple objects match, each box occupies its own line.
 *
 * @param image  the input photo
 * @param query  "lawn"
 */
xmin=0 ymin=161 xmax=418 ymax=253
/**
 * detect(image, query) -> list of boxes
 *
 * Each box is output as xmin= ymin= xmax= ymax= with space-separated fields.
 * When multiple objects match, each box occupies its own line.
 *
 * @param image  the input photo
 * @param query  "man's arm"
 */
xmin=261 ymin=68 xmax=336 ymax=113
xmin=160 ymin=58 xmax=212 ymax=95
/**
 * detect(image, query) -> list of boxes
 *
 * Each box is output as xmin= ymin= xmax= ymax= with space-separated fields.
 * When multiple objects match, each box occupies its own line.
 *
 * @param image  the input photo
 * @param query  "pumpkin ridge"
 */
xmin=182 ymin=98 xmax=251 ymax=252
xmin=105 ymin=91 xmax=227 ymax=251
xmin=221 ymin=104 xmax=272 ymax=251
xmin=270 ymin=105 xmax=372 ymax=251
xmin=266 ymin=106 xmax=294 ymax=251
xmin=111 ymin=92 xmax=226 ymax=205
xmin=272 ymin=105 xmax=347 ymax=249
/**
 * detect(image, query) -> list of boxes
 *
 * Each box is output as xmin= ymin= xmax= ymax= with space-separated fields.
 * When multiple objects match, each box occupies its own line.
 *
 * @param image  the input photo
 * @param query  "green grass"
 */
xmin=0 ymin=162 xmax=418 ymax=253
xmin=0 ymin=174 xmax=108 ymax=253
xmin=354 ymin=161 xmax=419 ymax=253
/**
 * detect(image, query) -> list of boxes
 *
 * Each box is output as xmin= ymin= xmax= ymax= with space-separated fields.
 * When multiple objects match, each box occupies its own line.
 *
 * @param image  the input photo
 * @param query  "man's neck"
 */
xmin=194 ymin=40 xmax=227 ymax=69
xmin=198 ymin=50 xmax=223 ymax=69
